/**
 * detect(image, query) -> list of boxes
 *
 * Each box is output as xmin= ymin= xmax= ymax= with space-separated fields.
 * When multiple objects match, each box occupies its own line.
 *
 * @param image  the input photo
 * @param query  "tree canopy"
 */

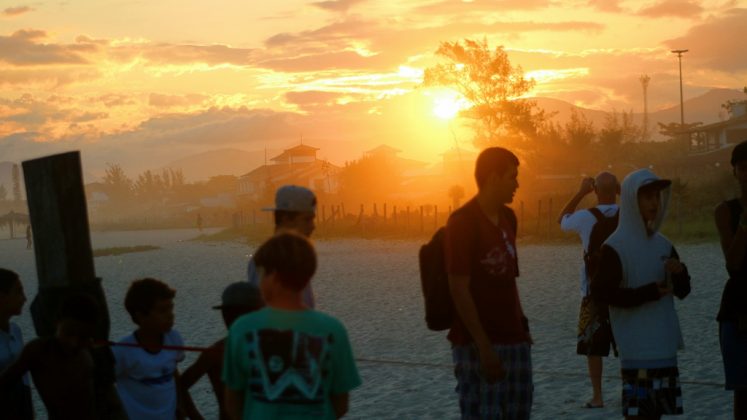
xmin=423 ymin=39 xmax=546 ymax=150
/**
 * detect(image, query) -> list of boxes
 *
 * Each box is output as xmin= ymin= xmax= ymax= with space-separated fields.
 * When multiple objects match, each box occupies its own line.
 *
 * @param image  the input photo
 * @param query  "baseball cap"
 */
xmin=212 ymin=282 xmax=263 ymax=310
xmin=638 ymin=177 xmax=671 ymax=193
xmin=262 ymin=185 xmax=317 ymax=213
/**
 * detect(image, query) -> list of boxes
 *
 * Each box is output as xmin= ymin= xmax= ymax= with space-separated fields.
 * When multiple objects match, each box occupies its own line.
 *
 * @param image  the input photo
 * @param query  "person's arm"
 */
xmin=667 ymin=247 xmax=691 ymax=300
xmin=175 ymin=369 xmax=203 ymax=420
xmin=224 ymin=387 xmax=244 ymax=420
xmin=449 ymin=274 xmax=505 ymax=381
xmin=330 ymin=393 xmax=349 ymax=418
xmin=557 ymin=177 xmax=594 ymax=224
xmin=0 ymin=340 xmax=34 ymax=392
xmin=715 ymin=201 xmax=747 ymax=272
xmin=591 ymin=245 xmax=662 ymax=308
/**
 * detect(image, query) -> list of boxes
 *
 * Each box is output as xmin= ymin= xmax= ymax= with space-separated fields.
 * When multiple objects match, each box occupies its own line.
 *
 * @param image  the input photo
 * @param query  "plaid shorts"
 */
xmin=621 ymin=366 xmax=683 ymax=417
xmin=452 ymin=343 xmax=533 ymax=420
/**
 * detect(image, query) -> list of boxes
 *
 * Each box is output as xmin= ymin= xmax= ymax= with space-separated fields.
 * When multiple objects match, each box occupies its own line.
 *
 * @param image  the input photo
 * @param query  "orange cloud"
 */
xmin=148 ymin=93 xmax=209 ymax=108
xmin=311 ymin=0 xmax=365 ymax=12
xmin=415 ymin=0 xmax=551 ymax=14
xmin=587 ymin=0 xmax=624 ymax=12
xmin=2 ymin=6 xmax=33 ymax=17
xmin=0 ymin=29 xmax=97 ymax=66
xmin=665 ymin=8 xmax=747 ymax=71
xmin=637 ymin=0 xmax=704 ymax=18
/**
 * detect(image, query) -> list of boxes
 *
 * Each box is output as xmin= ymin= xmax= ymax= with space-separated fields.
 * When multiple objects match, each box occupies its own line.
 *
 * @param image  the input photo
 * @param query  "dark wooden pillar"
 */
xmin=23 ymin=151 xmax=109 ymax=339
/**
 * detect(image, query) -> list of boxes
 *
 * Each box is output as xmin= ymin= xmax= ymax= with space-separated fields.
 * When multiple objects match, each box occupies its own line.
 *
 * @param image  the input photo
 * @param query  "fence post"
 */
xmin=419 ymin=205 xmax=424 ymax=233
xmin=537 ymin=200 xmax=542 ymax=235
xmin=406 ymin=206 xmax=410 ymax=230
xmin=393 ymin=205 xmax=397 ymax=226
xmin=548 ymin=197 xmax=553 ymax=238
xmin=383 ymin=203 xmax=387 ymax=221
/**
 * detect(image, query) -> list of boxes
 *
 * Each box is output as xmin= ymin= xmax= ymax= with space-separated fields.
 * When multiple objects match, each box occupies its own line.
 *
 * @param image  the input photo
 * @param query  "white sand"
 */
xmin=0 ymin=231 xmax=734 ymax=419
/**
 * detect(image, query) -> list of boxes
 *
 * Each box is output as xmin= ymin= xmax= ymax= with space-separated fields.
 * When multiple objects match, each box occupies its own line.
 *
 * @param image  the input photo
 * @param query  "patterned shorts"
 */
xmin=621 ymin=366 xmax=683 ymax=417
xmin=452 ymin=343 xmax=533 ymax=420
xmin=576 ymin=296 xmax=615 ymax=357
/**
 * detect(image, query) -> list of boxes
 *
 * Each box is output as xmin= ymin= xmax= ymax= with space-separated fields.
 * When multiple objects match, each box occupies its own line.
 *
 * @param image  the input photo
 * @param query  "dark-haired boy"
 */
xmin=113 ymin=278 xmax=188 ymax=420
xmin=445 ymin=147 xmax=533 ymax=419
xmin=0 ymin=268 xmax=32 ymax=419
xmin=0 ymin=293 xmax=101 ymax=419
xmin=180 ymin=282 xmax=264 ymax=420
xmin=224 ymin=233 xmax=361 ymax=420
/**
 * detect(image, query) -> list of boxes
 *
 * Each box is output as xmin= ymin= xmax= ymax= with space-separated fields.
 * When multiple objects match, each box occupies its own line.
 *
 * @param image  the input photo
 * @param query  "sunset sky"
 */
xmin=1 ymin=0 xmax=746 ymax=178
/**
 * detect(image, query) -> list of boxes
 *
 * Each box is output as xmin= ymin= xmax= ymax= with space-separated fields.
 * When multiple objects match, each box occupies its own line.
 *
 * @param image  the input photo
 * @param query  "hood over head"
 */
xmin=617 ymin=168 xmax=671 ymax=238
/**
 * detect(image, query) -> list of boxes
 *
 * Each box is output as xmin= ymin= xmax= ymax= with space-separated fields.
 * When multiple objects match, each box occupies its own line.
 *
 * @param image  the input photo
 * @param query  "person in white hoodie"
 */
xmin=591 ymin=168 xmax=691 ymax=420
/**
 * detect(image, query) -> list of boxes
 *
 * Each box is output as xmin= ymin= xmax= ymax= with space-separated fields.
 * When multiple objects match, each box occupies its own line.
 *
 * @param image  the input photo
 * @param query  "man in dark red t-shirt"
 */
xmin=445 ymin=147 xmax=532 ymax=419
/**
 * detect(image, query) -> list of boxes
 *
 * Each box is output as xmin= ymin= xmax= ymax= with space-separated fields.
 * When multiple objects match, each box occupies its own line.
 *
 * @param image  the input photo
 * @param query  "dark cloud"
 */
xmin=311 ymin=0 xmax=365 ymax=12
xmin=665 ymin=8 xmax=747 ymax=71
xmin=0 ymin=29 xmax=98 ymax=66
xmin=636 ymin=0 xmax=704 ymax=18
xmin=2 ymin=6 xmax=33 ymax=16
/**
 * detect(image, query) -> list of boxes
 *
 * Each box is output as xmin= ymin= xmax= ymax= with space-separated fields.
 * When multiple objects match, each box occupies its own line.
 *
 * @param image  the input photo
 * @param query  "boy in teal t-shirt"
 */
xmin=223 ymin=233 xmax=361 ymax=419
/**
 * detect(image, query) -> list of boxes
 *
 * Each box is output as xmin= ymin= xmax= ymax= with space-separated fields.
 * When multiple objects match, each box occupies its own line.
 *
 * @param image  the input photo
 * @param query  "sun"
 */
xmin=430 ymin=90 xmax=469 ymax=120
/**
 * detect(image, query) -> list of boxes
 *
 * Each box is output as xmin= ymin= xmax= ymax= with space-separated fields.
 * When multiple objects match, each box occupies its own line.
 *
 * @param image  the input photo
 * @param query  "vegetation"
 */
xmin=423 ymin=38 xmax=547 ymax=151
xmin=92 ymin=245 xmax=160 ymax=257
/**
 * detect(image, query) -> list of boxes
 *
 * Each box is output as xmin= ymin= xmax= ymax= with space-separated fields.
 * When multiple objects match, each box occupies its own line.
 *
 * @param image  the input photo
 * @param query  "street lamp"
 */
xmin=671 ymin=49 xmax=688 ymax=126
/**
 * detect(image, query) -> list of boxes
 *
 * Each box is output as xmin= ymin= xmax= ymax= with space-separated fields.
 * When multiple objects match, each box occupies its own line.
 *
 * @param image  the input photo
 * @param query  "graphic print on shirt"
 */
xmin=245 ymin=329 xmax=332 ymax=404
xmin=479 ymin=229 xmax=517 ymax=277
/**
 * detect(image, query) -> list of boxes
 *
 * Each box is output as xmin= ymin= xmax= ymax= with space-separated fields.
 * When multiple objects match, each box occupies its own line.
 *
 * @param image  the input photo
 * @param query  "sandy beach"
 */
xmin=0 ymin=229 xmax=734 ymax=419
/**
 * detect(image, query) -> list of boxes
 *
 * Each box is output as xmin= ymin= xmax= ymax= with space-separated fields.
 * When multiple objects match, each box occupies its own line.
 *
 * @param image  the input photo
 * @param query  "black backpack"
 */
xmin=419 ymin=206 xmax=516 ymax=331
xmin=583 ymin=207 xmax=619 ymax=282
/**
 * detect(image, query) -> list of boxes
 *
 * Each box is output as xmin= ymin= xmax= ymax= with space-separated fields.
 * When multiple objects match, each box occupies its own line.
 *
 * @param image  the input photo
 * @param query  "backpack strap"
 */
xmin=587 ymin=207 xmax=604 ymax=222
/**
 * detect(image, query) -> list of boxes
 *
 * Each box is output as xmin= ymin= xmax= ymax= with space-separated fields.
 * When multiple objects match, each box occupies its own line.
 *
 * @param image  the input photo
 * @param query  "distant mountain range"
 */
xmin=159 ymin=148 xmax=281 ymax=182
xmin=536 ymin=88 xmax=747 ymax=140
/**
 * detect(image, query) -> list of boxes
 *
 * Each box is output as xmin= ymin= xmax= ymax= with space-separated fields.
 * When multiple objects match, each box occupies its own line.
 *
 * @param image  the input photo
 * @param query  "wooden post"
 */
xmin=393 ymin=205 xmax=397 ymax=226
xmin=406 ymin=206 xmax=410 ymax=230
xmin=22 ymin=151 xmax=109 ymax=339
xmin=252 ymin=209 xmax=257 ymax=225
xmin=383 ymin=203 xmax=387 ymax=221
xmin=341 ymin=203 xmax=346 ymax=218
xmin=537 ymin=200 xmax=542 ymax=235
xmin=548 ymin=197 xmax=553 ymax=238
xmin=419 ymin=205 xmax=424 ymax=233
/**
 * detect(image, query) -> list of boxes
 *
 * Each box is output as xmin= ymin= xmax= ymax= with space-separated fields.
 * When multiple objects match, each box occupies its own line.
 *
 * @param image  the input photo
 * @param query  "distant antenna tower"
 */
xmin=640 ymin=74 xmax=651 ymax=141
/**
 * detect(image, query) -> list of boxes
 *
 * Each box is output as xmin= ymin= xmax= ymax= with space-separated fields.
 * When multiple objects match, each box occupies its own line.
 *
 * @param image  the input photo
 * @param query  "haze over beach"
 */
xmin=2 ymin=1 xmax=747 ymax=419
xmin=1 ymin=0 xmax=747 ymax=177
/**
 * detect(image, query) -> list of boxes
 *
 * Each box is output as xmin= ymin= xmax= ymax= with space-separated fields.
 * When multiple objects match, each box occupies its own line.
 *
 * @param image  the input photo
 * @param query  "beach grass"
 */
xmin=92 ymin=245 xmax=160 ymax=257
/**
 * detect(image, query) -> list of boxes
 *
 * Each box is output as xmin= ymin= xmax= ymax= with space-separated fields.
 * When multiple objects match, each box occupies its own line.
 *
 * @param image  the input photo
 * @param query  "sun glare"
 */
xmin=430 ymin=90 xmax=469 ymax=120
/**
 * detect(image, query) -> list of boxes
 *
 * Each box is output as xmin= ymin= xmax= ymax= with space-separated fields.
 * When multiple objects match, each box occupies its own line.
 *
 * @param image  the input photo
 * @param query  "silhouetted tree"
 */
xmin=422 ymin=38 xmax=546 ymax=150
xmin=11 ymin=164 xmax=21 ymax=203
xmin=102 ymin=163 xmax=133 ymax=204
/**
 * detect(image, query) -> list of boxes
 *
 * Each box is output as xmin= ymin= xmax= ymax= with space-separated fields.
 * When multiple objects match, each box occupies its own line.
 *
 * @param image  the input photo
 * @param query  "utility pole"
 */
xmin=640 ymin=74 xmax=650 ymax=141
xmin=671 ymin=49 xmax=688 ymax=126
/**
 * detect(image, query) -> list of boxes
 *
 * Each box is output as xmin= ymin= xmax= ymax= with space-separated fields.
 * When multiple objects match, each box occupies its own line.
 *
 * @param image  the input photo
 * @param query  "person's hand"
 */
xmin=657 ymin=281 xmax=672 ymax=298
xmin=664 ymin=258 xmax=684 ymax=274
xmin=578 ymin=177 xmax=595 ymax=196
xmin=478 ymin=346 xmax=506 ymax=383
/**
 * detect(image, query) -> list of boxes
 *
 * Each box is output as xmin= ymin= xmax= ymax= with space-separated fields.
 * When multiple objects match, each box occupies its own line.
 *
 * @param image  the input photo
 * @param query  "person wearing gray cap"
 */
xmin=179 ymin=282 xmax=263 ymax=420
xmin=247 ymin=185 xmax=317 ymax=308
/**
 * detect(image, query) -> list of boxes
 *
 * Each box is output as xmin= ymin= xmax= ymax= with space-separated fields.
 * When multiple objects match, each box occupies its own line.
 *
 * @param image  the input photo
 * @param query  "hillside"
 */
xmin=160 ymin=148 xmax=280 ymax=182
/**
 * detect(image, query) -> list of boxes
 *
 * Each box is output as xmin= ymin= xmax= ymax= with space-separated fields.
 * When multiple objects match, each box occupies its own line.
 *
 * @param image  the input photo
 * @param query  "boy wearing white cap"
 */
xmin=247 ymin=185 xmax=317 ymax=308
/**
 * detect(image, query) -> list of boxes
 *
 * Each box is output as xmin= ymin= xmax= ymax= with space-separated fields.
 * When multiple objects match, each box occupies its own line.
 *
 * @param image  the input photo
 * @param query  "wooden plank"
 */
xmin=22 ymin=151 xmax=96 ymax=289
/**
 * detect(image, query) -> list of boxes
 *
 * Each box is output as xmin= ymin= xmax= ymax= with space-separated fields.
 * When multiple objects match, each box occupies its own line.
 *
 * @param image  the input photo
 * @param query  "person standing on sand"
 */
xmin=247 ymin=185 xmax=316 ymax=308
xmin=25 ymin=224 xmax=32 ymax=250
xmin=714 ymin=140 xmax=747 ymax=420
xmin=445 ymin=147 xmax=533 ymax=419
xmin=592 ymin=168 xmax=691 ymax=420
xmin=224 ymin=233 xmax=361 ymax=419
xmin=558 ymin=172 xmax=619 ymax=409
